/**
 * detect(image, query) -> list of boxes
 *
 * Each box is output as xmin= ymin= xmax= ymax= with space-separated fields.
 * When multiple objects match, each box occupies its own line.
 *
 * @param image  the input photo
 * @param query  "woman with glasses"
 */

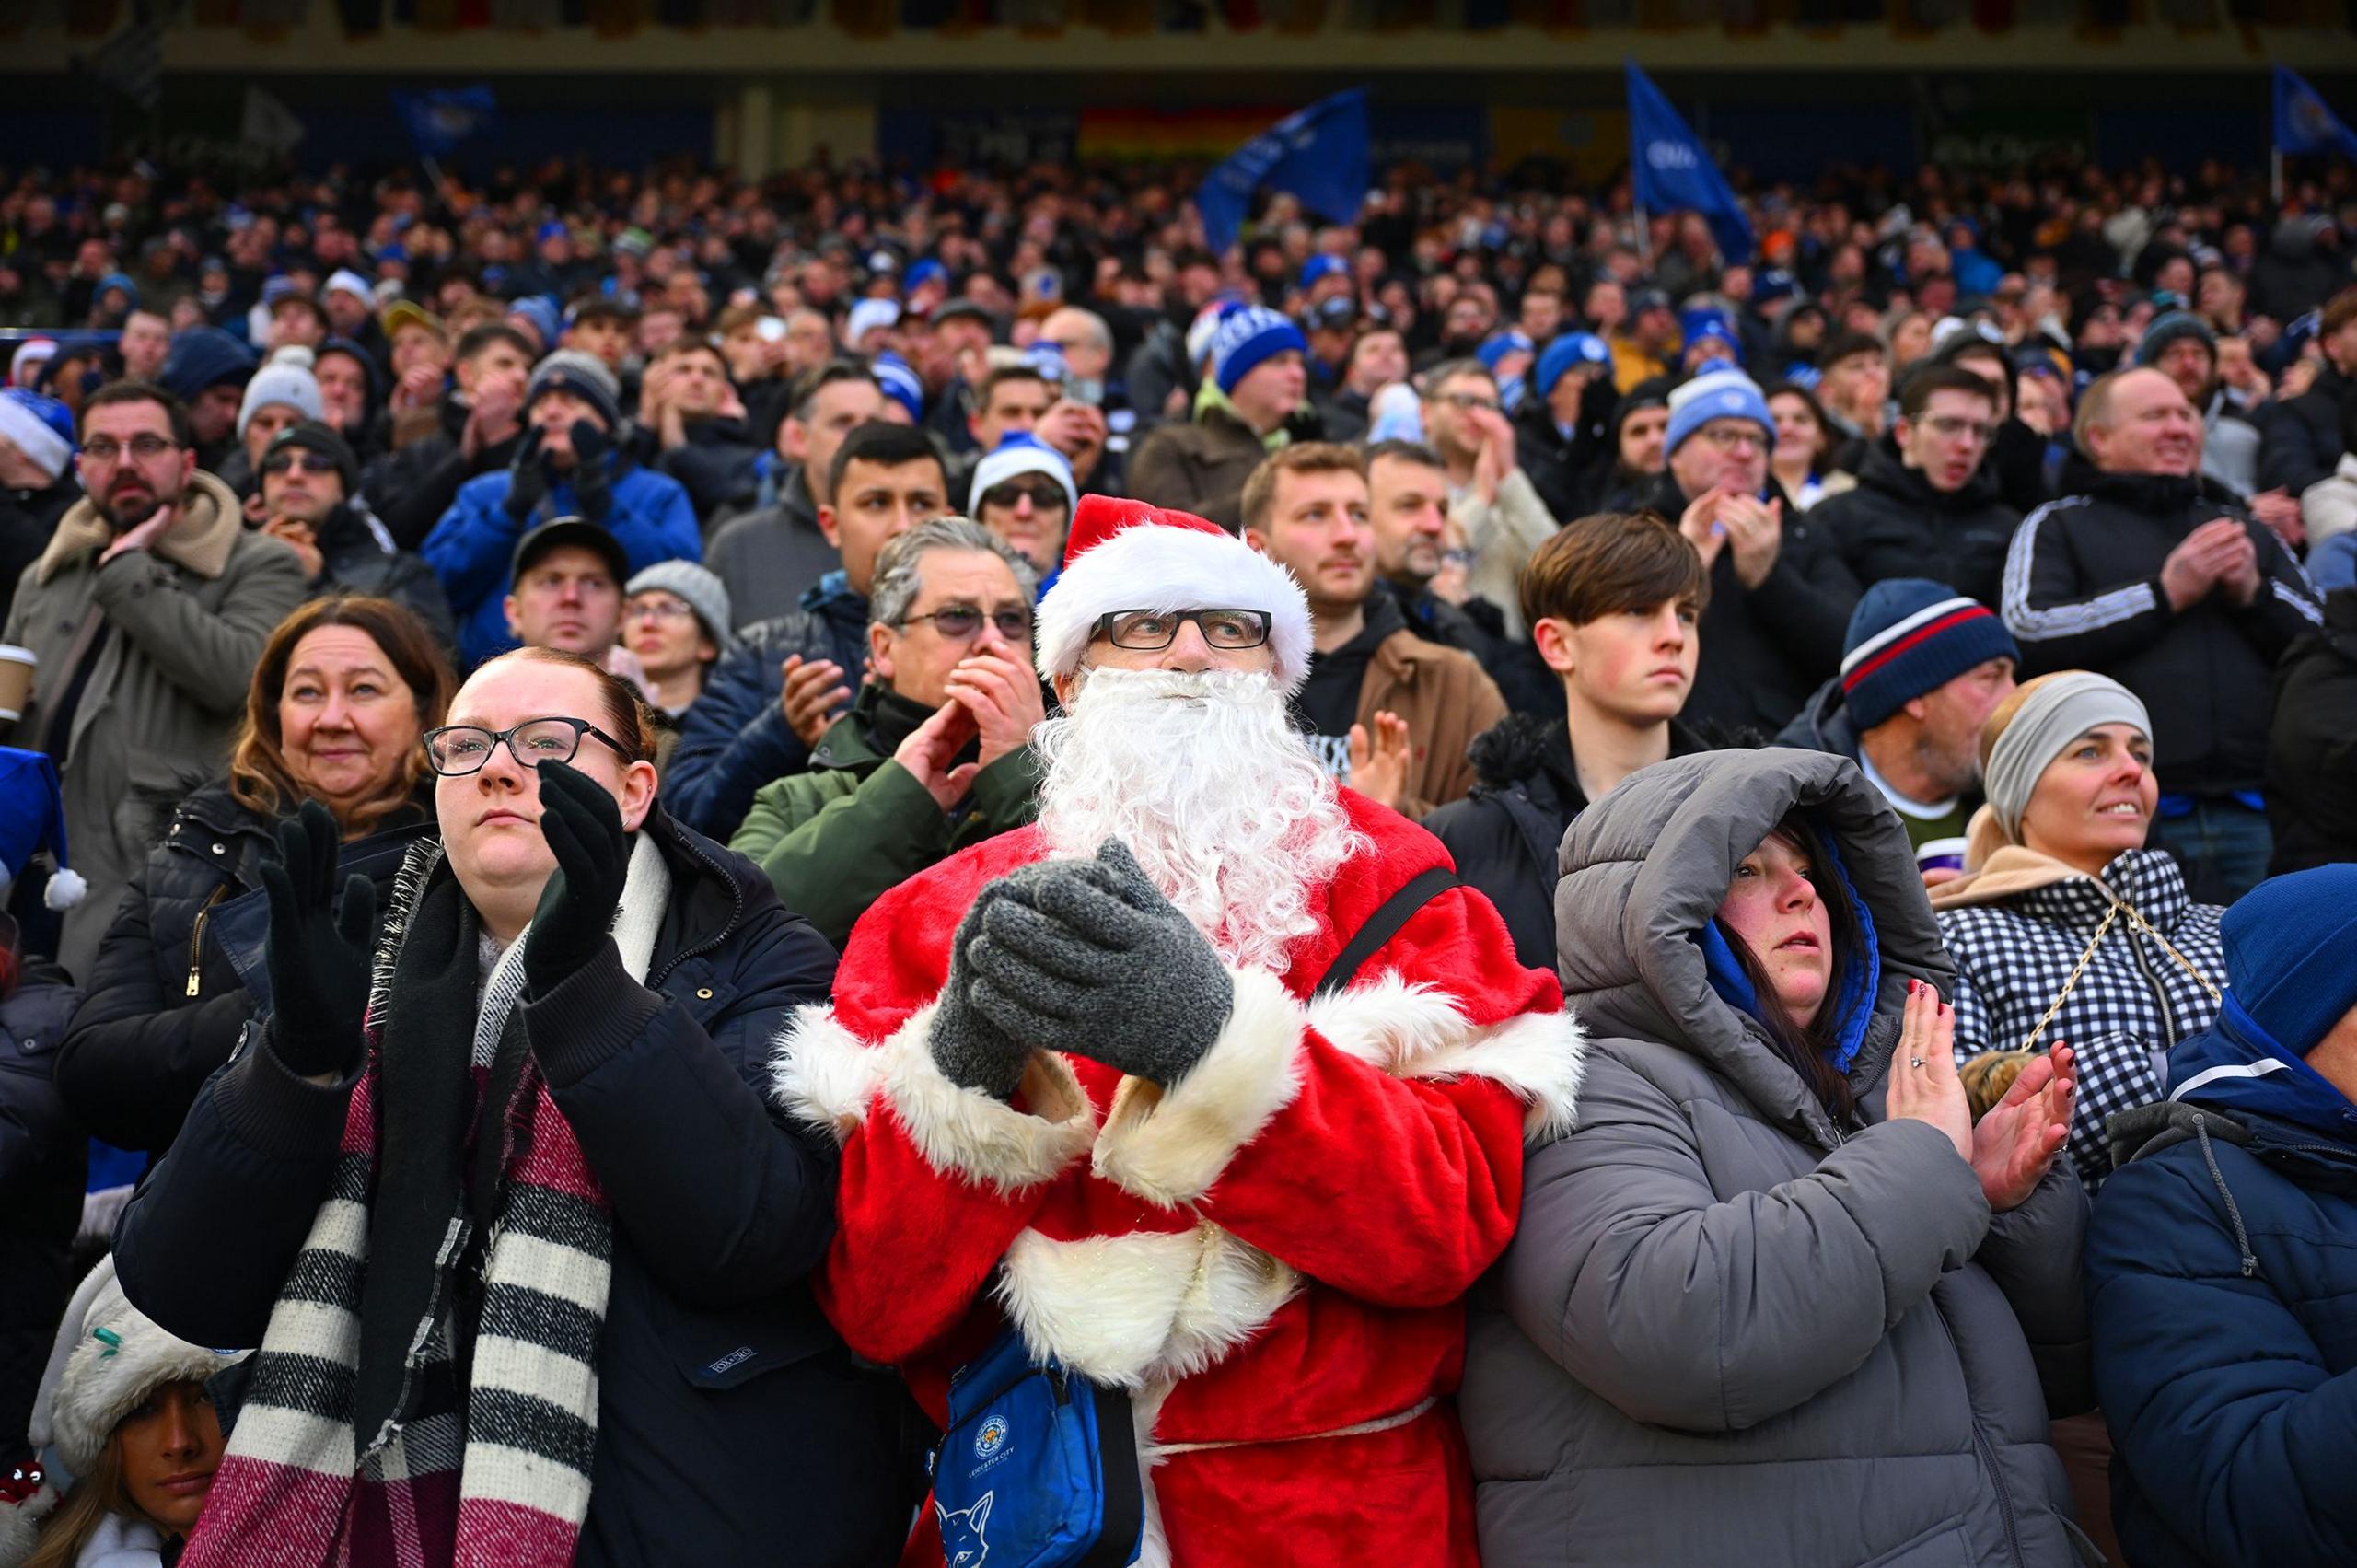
xmin=732 ymin=518 xmax=1044 ymax=947
xmin=620 ymin=560 xmax=735 ymax=719
xmin=110 ymin=644 xmax=910 ymax=1568
xmin=57 ymin=596 xmax=449 ymax=1159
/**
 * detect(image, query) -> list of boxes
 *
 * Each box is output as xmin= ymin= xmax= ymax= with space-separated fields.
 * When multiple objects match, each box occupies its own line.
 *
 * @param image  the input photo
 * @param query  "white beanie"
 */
xmin=968 ymin=433 xmax=1076 ymax=517
xmin=323 ymin=268 xmax=374 ymax=305
xmin=845 ymin=297 xmax=900 ymax=348
xmin=238 ymin=347 xmax=325 ymax=439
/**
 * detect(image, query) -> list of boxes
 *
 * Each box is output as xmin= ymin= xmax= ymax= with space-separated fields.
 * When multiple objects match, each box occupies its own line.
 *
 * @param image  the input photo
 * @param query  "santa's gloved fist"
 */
xmin=928 ymin=880 xmax=1033 ymax=1098
xmin=968 ymin=840 xmax=1233 ymax=1085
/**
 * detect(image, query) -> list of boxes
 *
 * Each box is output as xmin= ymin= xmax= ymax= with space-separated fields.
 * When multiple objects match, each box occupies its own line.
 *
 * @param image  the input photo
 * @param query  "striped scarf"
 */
xmin=183 ymin=834 xmax=670 ymax=1568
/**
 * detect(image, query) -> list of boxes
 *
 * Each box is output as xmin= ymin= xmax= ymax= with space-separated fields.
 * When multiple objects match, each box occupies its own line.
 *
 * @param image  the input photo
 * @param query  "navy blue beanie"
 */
xmin=158 ymin=327 xmax=258 ymax=402
xmin=2221 ymin=865 xmax=2357 ymax=1054
xmin=1839 ymin=578 xmax=2019 ymax=730
xmin=1205 ymin=307 xmax=1307 ymax=396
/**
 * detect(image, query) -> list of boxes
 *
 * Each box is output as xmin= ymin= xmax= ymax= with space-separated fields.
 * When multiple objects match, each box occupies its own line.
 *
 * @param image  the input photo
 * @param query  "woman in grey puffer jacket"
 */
xmin=1463 ymin=748 xmax=2098 ymax=1568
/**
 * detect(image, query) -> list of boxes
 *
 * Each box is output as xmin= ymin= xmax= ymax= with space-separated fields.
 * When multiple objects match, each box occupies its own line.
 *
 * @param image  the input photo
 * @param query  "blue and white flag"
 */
xmin=392 ymin=87 xmax=498 ymax=159
xmin=1625 ymin=61 xmax=1753 ymax=264
xmin=1197 ymin=89 xmax=1371 ymax=257
xmin=2275 ymin=65 xmax=2357 ymax=162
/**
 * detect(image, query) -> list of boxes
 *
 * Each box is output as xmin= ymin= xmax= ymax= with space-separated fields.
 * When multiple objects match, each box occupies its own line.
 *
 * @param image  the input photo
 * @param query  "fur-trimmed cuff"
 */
xmin=876 ymin=1004 xmax=1098 ymax=1191
xmin=1090 ymin=967 xmax=1305 ymax=1209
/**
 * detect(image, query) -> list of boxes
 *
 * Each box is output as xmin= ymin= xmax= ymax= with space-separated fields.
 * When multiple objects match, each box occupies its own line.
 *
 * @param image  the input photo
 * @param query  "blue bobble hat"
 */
xmin=1205 ymin=306 xmax=1307 ymax=396
xmin=0 ymin=748 xmax=87 ymax=912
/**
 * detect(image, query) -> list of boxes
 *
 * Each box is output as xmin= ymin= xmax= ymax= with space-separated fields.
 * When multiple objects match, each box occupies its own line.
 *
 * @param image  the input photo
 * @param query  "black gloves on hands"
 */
xmin=566 ymin=420 xmax=613 ymax=523
xmin=928 ymin=881 xmax=1034 ymax=1098
xmin=260 ymin=800 xmax=377 ymax=1078
xmin=503 ymin=425 xmax=551 ymax=522
xmin=523 ymin=761 xmax=631 ymax=997
xmin=967 ymin=841 xmax=1235 ymax=1087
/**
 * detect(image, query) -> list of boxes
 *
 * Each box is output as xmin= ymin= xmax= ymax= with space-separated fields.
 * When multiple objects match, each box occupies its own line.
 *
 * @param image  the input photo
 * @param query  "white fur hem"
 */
xmin=1306 ymin=970 xmax=1585 ymax=1143
xmin=1090 ymin=967 xmax=1306 ymax=1209
xmin=770 ymin=1004 xmax=888 ymax=1142
xmin=994 ymin=1223 xmax=1299 ymax=1390
xmin=877 ymin=1003 xmax=1097 ymax=1191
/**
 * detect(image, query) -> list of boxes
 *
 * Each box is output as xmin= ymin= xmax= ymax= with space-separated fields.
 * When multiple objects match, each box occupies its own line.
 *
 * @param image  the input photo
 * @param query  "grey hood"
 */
xmin=1553 ymin=747 xmax=1956 ymax=1149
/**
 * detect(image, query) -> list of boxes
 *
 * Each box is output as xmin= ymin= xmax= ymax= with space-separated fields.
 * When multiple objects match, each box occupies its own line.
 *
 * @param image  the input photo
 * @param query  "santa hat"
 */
xmin=8 ymin=338 xmax=57 ymax=390
xmin=1034 ymin=495 xmax=1313 ymax=694
xmin=0 ymin=748 xmax=86 ymax=912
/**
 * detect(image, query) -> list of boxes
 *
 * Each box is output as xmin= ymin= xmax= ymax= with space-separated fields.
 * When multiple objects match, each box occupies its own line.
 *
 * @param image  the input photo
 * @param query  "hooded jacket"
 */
xmin=2000 ymin=456 xmax=2322 ymax=796
xmin=1463 ymin=748 xmax=2092 ymax=1568
xmin=2267 ymin=587 xmax=2357 ymax=874
xmin=110 ymin=806 xmax=911 ymax=1568
xmin=1811 ymin=440 xmax=2021 ymax=610
xmin=2085 ymin=1004 xmax=2357 ymax=1567
xmin=2 ymin=472 xmax=309 ymax=981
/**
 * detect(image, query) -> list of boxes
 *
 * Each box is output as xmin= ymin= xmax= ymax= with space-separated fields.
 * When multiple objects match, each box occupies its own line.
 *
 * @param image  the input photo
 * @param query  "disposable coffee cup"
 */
xmin=0 ymin=645 xmax=33 ymax=726
xmin=1915 ymin=836 xmax=1969 ymax=877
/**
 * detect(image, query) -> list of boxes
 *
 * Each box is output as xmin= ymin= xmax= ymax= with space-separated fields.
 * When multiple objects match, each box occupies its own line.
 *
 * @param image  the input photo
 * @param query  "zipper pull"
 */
xmin=185 ymin=966 xmax=203 ymax=999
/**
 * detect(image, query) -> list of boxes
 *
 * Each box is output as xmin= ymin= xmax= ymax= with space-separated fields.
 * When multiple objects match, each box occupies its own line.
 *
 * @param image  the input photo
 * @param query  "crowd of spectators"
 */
xmin=0 ymin=140 xmax=2355 ymax=1567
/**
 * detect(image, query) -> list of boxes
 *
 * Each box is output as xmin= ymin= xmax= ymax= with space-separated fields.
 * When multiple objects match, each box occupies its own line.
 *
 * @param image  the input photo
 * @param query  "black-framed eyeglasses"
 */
xmin=979 ymin=477 xmax=1068 ymax=513
xmin=1091 ymin=609 xmax=1272 ymax=651
xmin=421 ymin=716 xmax=633 ymax=776
xmin=902 ymin=604 xmax=1034 ymax=641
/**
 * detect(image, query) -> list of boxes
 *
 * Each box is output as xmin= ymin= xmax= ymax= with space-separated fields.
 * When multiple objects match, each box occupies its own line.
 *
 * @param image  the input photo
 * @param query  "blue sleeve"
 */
xmin=662 ymin=643 xmax=808 ymax=838
xmin=422 ymin=475 xmax=527 ymax=619
xmin=2087 ymin=1149 xmax=2357 ymax=1566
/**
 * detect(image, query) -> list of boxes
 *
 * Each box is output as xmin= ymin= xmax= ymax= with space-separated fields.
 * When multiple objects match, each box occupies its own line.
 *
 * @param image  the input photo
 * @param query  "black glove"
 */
xmin=524 ymin=761 xmax=632 ymax=996
xmin=968 ymin=840 xmax=1234 ymax=1086
xmin=259 ymin=801 xmax=378 ymax=1077
xmin=503 ymin=424 xmax=551 ymax=522
xmin=566 ymin=419 xmax=612 ymax=523
xmin=928 ymin=879 xmax=1034 ymax=1098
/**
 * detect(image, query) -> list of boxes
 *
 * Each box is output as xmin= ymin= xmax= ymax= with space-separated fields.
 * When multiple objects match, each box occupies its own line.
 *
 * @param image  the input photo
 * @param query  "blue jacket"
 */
xmin=423 ymin=459 xmax=702 ymax=670
xmin=663 ymin=571 xmax=871 ymax=839
xmin=2085 ymin=998 xmax=2357 ymax=1568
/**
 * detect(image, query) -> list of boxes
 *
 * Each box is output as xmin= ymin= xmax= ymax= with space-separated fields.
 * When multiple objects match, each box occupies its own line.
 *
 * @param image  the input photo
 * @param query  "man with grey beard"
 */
xmin=776 ymin=494 xmax=1582 ymax=1568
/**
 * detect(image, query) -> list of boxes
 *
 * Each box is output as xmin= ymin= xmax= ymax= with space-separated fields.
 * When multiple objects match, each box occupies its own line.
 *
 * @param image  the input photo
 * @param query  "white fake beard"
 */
xmin=1034 ymin=666 xmax=1364 ymax=974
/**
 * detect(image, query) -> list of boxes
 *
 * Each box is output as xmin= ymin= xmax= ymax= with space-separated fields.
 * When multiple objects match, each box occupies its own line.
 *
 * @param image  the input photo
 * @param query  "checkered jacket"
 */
xmin=1937 ymin=848 xmax=2225 ymax=1191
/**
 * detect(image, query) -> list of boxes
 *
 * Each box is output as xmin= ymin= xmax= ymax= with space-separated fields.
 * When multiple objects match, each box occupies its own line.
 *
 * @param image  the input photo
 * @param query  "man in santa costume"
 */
xmin=775 ymin=494 xmax=1584 ymax=1566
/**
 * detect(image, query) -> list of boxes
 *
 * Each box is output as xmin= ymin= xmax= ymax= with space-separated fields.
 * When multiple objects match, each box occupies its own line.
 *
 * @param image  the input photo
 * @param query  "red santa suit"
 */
xmin=774 ymin=494 xmax=1582 ymax=1567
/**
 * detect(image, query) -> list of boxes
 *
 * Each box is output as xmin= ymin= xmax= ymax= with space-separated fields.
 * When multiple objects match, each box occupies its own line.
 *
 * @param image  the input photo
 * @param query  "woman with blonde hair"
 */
xmin=56 ymin=597 xmax=450 ymax=1157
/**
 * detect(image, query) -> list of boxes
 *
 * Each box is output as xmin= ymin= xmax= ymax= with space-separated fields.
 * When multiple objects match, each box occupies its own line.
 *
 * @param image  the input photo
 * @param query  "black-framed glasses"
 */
xmin=903 ymin=604 xmax=1034 ymax=641
xmin=979 ymin=477 xmax=1068 ymax=512
xmin=421 ymin=716 xmax=633 ymax=776
xmin=1091 ymin=609 xmax=1272 ymax=651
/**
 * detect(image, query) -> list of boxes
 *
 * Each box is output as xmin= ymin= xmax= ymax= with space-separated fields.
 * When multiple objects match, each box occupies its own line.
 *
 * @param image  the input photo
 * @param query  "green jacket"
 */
xmin=729 ymin=684 xmax=1041 ymax=947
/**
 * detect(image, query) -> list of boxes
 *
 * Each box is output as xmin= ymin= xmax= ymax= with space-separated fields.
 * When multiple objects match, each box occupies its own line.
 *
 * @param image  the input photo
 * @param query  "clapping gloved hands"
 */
xmin=503 ymin=426 xmax=551 ymax=523
xmin=928 ymin=840 xmax=1236 ymax=1100
xmin=565 ymin=420 xmax=613 ymax=524
xmin=259 ymin=801 xmax=377 ymax=1078
xmin=523 ymin=761 xmax=632 ymax=998
xmin=501 ymin=420 xmax=612 ymax=525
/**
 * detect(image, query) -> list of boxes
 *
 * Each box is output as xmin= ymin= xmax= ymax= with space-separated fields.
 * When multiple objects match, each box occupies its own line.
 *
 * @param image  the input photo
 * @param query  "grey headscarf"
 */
xmin=1982 ymin=671 xmax=2152 ymax=842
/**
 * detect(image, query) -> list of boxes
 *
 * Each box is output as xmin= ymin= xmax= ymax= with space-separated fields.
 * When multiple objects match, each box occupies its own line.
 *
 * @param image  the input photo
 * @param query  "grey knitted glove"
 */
xmin=968 ymin=840 xmax=1235 ymax=1086
xmin=929 ymin=881 xmax=1035 ymax=1098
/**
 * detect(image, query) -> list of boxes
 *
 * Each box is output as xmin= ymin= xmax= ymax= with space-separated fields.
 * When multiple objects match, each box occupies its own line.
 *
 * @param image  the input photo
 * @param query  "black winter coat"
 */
xmin=1637 ymin=470 xmax=1852 ymax=738
xmin=0 ymin=475 xmax=76 ymax=632
xmin=2003 ymin=458 xmax=2323 ymax=796
xmin=0 ymin=965 xmax=82 ymax=1456
xmin=310 ymin=502 xmax=457 ymax=651
xmin=1426 ymin=713 xmax=1711 ymax=970
xmin=57 ymin=784 xmax=432 ymax=1156
xmin=649 ymin=416 xmax=761 ymax=526
xmin=2266 ymin=588 xmax=2357 ymax=874
xmin=1811 ymin=441 xmax=2020 ymax=610
xmin=361 ymin=398 xmax=525 ymax=553
xmin=112 ymin=807 xmax=912 ymax=1568
xmin=2256 ymin=363 xmax=2357 ymax=498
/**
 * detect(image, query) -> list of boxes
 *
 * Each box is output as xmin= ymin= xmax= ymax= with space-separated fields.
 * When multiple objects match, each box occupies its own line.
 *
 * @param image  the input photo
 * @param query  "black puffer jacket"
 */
xmin=2266 ymin=587 xmax=2357 ymax=874
xmin=1811 ymin=441 xmax=2020 ymax=610
xmin=309 ymin=501 xmax=457 ymax=651
xmin=56 ymin=784 xmax=432 ymax=1156
xmin=0 ymin=474 xmax=76 ymax=632
xmin=2256 ymin=361 xmax=2357 ymax=498
xmin=1427 ymin=713 xmax=1712 ymax=970
xmin=114 ymin=807 xmax=911 ymax=1567
xmin=360 ymin=397 xmax=525 ymax=552
xmin=0 ymin=962 xmax=81 ymax=1459
xmin=2002 ymin=455 xmax=2323 ymax=797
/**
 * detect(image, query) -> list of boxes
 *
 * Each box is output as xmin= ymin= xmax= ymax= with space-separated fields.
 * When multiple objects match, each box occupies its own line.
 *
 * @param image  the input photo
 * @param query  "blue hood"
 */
xmin=2168 ymin=993 xmax=2357 ymax=1149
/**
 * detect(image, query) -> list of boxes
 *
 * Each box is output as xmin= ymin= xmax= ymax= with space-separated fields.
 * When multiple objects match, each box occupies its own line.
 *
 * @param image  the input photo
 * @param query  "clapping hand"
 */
xmin=259 ymin=801 xmax=377 ymax=1078
xmin=1884 ymin=980 xmax=1974 ymax=1166
xmin=523 ymin=761 xmax=632 ymax=996
xmin=1970 ymin=1043 xmax=2076 ymax=1212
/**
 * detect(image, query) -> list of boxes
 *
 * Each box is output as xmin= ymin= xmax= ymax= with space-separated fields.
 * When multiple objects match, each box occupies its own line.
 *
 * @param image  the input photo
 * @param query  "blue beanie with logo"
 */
xmin=1533 ymin=332 xmax=1611 ymax=402
xmin=1664 ymin=364 xmax=1775 ymax=457
xmin=1206 ymin=307 xmax=1307 ymax=396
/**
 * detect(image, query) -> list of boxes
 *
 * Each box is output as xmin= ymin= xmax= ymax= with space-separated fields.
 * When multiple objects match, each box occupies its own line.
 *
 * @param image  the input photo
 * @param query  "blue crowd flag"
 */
xmin=2274 ymin=65 xmax=2357 ymax=161
xmin=1625 ymin=62 xmax=1754 ymax=265
xmin=1197 ymin=89 xmax=1371 ymax=257
xmin=392 ymin=87 xmax=498 ymax=159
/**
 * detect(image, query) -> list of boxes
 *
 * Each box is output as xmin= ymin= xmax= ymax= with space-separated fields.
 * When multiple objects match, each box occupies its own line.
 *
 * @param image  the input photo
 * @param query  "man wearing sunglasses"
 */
xmin=731 ymin=517 xmax=1041 ymax=947
xmin=250 ymin=422 xmax=453 ymax=649
xmin=966 ymin=432 xmax=1076 ymax=578
xmin=3 ymin=381 xmax=308 ymax=977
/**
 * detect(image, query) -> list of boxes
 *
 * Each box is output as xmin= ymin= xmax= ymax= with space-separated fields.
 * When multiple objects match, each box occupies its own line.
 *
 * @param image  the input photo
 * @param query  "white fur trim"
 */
xmin=770 ymin=1004 xmax=888 ymax=1142
xmin=0 ymin=1485 xmax=58 ymax=1566
xmin=0 ymin=395 xmax=70 ymax=482
xmin=1034 ymin=522 xmax=1313 ymax=692
xmin=994 ymin=1224 xmax=1300 ymax=1390
xmin=41 ymin=1260 xmax=247 ymax=1478
xmin=1306 ymin=971 xmax=1586 ymax=1143
xmin=1090 ymin=966 xmax=1306 ymax=1209
xmin=872 ymin=1003 xmax=1097 ymax=1191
